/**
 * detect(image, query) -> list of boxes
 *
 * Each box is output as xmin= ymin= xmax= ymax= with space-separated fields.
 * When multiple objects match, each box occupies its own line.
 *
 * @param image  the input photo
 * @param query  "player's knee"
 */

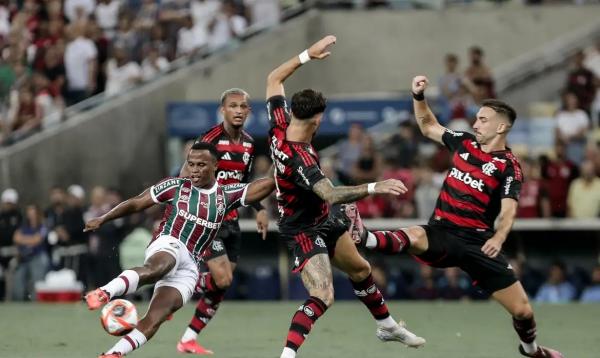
xmin=405 ymin=226 xmax=427 ymax=254
xmin=213 ymin=272 xmax=233 ymax=290
xmin=311 ymin=287 xmax=335 ymax=307
xmin=347 ymin=260 xmax=371 ymax=282
xmin=512 ymin=302 xmax=534 ymax=320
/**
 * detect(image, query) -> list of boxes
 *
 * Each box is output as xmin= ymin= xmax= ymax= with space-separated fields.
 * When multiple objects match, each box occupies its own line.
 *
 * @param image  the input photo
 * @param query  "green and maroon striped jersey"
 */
xmin=150 ymin=177 xmax=248 ymax=261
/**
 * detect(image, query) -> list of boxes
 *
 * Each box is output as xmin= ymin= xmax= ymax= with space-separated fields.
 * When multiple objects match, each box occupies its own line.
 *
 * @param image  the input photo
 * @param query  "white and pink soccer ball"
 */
xmin=100 ymin=299 xmax=138 ymax=336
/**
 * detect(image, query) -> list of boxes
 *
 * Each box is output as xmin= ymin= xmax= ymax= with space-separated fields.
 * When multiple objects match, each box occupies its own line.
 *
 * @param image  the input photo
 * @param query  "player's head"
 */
xmin=220 ymin=88 xmax=250 ymax=129
xmin=290 ymin=89 xmax=327 ymax=134
xmin=472 ymin=99 xmax=516 ymax=145
xmin=187 ymin=142 xmax=219 ymax=187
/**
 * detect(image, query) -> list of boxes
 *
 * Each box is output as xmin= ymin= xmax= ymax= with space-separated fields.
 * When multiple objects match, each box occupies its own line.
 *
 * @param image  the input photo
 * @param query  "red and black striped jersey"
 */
xmin=150 ymin=177 xmax=248 ymax=261
xmin=198 ymin=123 xmax=255 ymax=221
xmin=267 ymin=95 xmax=328 ymax=230
xmin=430 ymin=129 xmax=523 ymax=236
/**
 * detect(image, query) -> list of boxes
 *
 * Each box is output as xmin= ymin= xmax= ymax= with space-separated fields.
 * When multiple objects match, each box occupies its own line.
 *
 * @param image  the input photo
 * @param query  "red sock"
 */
xmin=189 ymin=288 xmax=226 ymax=333
xmin=372 ymin=230 xmax=410 ymax=255
xmin=195 ymin=272 xmax=218 ymax=292
xmin=285 ymin=296 xmax=328 ymax=352
xmin=350 ymin=273 xmax=390 ymax=320
xmin=513 ymin=316 xmax=537 ymax=343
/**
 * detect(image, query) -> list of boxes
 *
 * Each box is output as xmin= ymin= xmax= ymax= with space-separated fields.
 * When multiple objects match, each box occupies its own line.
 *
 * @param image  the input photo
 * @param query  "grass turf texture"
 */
xmin=1 ymin=301 xmax=597 ymax=358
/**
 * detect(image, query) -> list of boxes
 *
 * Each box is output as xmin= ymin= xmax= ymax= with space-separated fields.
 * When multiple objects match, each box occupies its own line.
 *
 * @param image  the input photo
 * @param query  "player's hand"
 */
xmin=374 ymin=179 xmax=408 ymax=196
xmin=481 ymin=237 xmax=503 ymax=258
xmin=308 ymin=35 xmax=336 ymax=60
xmin=255 ymin=209 xmax=269 ymax=240
xmin=84 ymin=217 xmax=104 ymax=232
xmin=412 ymin=75 xmax=429 ymax=94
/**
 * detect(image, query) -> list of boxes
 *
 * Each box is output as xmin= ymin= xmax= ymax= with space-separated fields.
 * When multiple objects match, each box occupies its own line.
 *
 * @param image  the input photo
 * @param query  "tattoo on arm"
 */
xmin=312 ymin=178 xmax=368 ymax=205
xmin=301 ymin=254 xmax=333 ymax=293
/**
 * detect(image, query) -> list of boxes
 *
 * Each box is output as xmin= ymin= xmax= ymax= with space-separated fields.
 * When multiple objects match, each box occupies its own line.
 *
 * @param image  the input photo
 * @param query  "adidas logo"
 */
xmin=460 ymin=153 xmax=469 ymax=161
xmin=221 ymin=153 xmax=232 ymax=160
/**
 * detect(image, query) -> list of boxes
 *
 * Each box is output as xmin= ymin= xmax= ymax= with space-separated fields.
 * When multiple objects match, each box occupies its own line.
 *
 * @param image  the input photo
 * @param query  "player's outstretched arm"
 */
xmin=244 ymin=178 xmax=276 ymax=205
xmin=84 ymin=188 xmax=155 ymax=232
xmin=481 ymin=198 xmax=518 ymax=258
xmin=266 ymin=35 xmax=336 ymax=99
xmin=412 ymin=75 xmax=446 ymax=144
xmin=312 ymin=178 xmax=407 ymax=205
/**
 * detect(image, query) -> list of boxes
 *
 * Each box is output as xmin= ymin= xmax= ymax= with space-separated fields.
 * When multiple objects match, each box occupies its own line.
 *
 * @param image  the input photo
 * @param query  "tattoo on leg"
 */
xmin=301 ymin=254 xmax=333 ymax=291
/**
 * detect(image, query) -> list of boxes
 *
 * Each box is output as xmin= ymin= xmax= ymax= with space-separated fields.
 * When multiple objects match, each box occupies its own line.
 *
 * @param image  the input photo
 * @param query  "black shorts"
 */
xmin=202 ymin=220 xmax=242 ymax=263
xmin=280 ymin=217 xmax=347 ymax=273
xmin=415 ymin=225 xmax=517 ymax=293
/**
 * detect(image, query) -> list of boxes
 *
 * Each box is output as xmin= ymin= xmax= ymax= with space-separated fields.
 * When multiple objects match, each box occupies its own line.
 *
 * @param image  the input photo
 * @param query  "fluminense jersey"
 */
xmin=430 ymin=129 xmax=523 ymax=236
xmin=267 ymin=95 xmax=328 ymax=229
xmin=198 ymin=123 xmax=255 ymax=221
xmin=150 ymin=177 xmax=248 ymax=261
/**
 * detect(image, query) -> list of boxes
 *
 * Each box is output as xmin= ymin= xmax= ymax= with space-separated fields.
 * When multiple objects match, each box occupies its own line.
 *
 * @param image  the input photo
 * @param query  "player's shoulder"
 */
xmin=153 ymin=176 xmax=187 ymax=190
xmin=241 ymin=130 xmax=255 ymax=143
xmin=199 ymin=123 xmax=225 ymax=143
xmin=502 ymin=151 xmax=523 ymax=179
xmin=444 ymin=128 xmax=476 ymax=141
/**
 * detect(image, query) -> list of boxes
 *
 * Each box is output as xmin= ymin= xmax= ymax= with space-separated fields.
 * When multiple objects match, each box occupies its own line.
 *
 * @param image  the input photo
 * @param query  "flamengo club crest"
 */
xmin=242 ymin=152 xmax=250 ymax=165
xmin=482 ymin=162 xmax=497 ymax=176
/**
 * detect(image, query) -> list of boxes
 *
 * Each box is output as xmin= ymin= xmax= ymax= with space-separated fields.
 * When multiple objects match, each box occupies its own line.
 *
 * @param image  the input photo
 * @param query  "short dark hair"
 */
xmin=470 ymin=46 xmax=483 ymax=56
xmin=220 ymin=88 xmax=249 ymax=105
xmin=481 ymin=99 xmax=517 ymax=125
xmin=291 ymin=89 xmax=327 ymax=120
xmin=190 ymin=142 xmax=219 ymax=161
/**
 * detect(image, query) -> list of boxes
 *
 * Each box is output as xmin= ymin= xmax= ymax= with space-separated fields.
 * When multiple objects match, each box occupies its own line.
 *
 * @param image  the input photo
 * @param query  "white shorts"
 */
xmin=144 ymin=235 xmax=199 ymax=304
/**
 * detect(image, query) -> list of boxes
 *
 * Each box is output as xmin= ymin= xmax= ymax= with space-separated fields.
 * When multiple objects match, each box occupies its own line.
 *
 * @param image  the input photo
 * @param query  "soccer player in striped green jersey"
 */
xmin=83 ymin=142 xmax=274 ymax=358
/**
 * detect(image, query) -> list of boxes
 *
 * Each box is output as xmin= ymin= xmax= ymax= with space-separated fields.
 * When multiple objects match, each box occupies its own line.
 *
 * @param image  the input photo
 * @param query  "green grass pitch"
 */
xmin=2 ymin=301 xmax=598 ymax=358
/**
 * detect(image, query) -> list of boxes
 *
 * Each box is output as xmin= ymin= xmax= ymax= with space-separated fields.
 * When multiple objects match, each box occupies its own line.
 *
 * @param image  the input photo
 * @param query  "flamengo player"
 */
xmin=177 ymin=88 xmax=269 ymax=355
xmin=347 ymin=76 xmax=563 ymax=358
xmin=267 ymin=36 xmax=425 ymax=358
xmin=83 ymin=142 xmax=274 ymax=358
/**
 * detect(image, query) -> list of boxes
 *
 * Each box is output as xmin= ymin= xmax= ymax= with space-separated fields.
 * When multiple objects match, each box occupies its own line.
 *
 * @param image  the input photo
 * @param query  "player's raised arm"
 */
xmin=412 ymin=75 xmax=446 ymax=144
xmin=312 ymin=178 xmax=407 ymax=205
xmin=243 ymin=177 xmax=276 ymax=205
xmin=266 ymin=35 xmax=336 ymax=99
xmin=84 ymin=188 xmax=155 ymax=232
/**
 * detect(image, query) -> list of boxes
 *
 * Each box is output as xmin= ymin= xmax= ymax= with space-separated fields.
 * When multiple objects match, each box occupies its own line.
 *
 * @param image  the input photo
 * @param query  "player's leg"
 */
xmin=100 ymin=286 xmax=183 ymax=357
xmin=331 ymin=232 xmax=425 ymax=348
xmin=493 ymin=281 xmax=564 ymax=357
xmin=281 ymin=253 xmax=333 ymax=358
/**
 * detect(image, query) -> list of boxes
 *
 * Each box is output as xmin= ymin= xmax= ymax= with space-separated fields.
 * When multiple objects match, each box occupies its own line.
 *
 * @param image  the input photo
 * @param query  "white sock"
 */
xmin=101 ymin=270 xmax=140 ymax=298
xmin=106 ymin=329 xmax=147 ymax=355
xmin=181 ymin=327 xmax=198 ymax=342
xmin=280 ymin=347 xmax=296 ymax=358
xmin=365 ymin=232 xmax=377 ymax=249
xmin=521 ymin=340 xmax=538 ymax=354
xmin=376 ymin=316 xmax=397 ymax=329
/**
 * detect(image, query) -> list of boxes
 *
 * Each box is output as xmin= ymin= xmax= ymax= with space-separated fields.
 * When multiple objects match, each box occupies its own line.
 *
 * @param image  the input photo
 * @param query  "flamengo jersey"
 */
xmin=199 ymin=123 xmax=255 ymax=221
xmin=430 ymin=129 xmax=523 ymax=235
xmin=267 ymin=95 xmax=328 ymax=229
xmin=150 ymin=177 xmax=248 ymax=261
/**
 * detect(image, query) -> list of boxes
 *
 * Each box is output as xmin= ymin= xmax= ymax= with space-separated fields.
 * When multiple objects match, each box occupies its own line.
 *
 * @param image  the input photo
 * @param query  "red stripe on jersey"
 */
xmin=276 ymin=177 xmax=296 ymax=189
xmin=275 ymin=108 xmax=286 ymax=127
xmin=440 ymin=190 xmax=485 ymax=214
xmin=201 ymin=125 xmax=224 ymax=143
xmin=434 ymin=208 xmax=488 ymax=229
xmin=446 ymin=177 xmax=490 ymax=205
xmin=217 ymin=160 xmax=247 ymax=171
xmin=293 ymin=144 xmax=315 ymax=166
xmin=453 ymin=153 xmax=500 ymax=189
xmin=216 ymin=143 xmax=246 ymax=153
xmin=505 ymin=152 xmax=523 ymax=181
xmin=463 ymin=141 xmax=508 ymax=172
xmin=303 ymin=233 xmax=314 ymax=254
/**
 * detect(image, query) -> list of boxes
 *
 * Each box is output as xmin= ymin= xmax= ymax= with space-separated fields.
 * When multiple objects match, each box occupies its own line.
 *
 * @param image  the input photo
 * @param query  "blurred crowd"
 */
xmin=0 ymin=0 xmax=283 ymax=146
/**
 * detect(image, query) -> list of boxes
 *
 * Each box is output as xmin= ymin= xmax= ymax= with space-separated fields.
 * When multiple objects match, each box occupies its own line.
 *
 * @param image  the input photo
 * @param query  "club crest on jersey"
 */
xmin=243 ymin=152 xmax=250 ymax=165
xmin=482 ymin=162 xmax=497 ymax=176
xmin=315 ymin=236 xmax=326 ymax=248
xmin=216 ymin=194 xmax=226 ymax=215
xmin=181 ymin=187 xmax=191 ymax=193
xmin=179 ymin=195 xmax=190 ymax=202
xmin=212 ymin=240 xmax=224 ymax=251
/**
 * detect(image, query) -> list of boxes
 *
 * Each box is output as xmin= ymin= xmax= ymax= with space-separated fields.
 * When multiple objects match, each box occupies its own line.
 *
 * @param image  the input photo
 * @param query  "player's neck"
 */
xmin=223 ymin=122 xmax=243 ymax=143
xmin=286 ymin=123 xmax=313 ymax=143
xmin=196 ymin=179 xmax=217 ymax=190
xmin=480 ymin=137 xmax=507 ymax=153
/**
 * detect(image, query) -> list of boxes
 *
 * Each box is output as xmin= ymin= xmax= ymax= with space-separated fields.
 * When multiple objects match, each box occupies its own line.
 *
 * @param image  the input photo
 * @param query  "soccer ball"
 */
xmin=100 ymin=299 xmax=138 ymax=336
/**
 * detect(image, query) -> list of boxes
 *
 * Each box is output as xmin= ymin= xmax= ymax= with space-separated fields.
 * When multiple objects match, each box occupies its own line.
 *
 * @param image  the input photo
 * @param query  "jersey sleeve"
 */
xmin=150 ymin=177 xmax=184 ymax=204
xmin=267 ymin=95 xmax=291 ymax=132
xmin=441 ymin=129 xmax=476 ymax=152
xmin=223 ymin=183 xmax=250 ymax=211
xmin=500 ymin=164 xmax=523 ymax=201
xmin=289 ymin=145 xmax=326 ymax=190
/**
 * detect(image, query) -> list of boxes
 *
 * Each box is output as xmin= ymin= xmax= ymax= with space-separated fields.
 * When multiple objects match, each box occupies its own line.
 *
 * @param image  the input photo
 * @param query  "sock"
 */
xmin=101 ymin=270 xmax=140 ymax=298
xmin=196 ymin=272 xmax=218 ymax=292
xmin=188 ymin=288 xmax=226 ymax=334
xmin=367 ymin=230 xmax=410 ymax=254
xmin=513 ymin=317 xmax=538 ymax=354
xmin=106 ymin=328 xmax=147 ymax=355
xmin=350 ymin=273 xmax=391 ymax=322
xmin=285 ymin=296 xmax=328 ymax=352
xmin=280 ymin=347 xmax=296 ymax=358
xmin=181 ymin=327 xmax=197 ymax=342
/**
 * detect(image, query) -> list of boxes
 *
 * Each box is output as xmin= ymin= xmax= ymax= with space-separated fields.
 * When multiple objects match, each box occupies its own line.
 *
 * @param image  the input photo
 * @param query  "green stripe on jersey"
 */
xmin=179 ymin=188 xmax=200 ymax=245
xmin=163 ymin=185 xmax=181 ymax=236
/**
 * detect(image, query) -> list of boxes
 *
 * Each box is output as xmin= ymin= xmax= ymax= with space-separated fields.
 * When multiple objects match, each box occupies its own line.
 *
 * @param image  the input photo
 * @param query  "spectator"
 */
xmin=414 ymin=164 xmax=443 ymax=219
xmin=104 ymin=45 xmax=142 ymax=97
xmin=380 ymin=121 xmax=418 ymax=168
xmin=244 ymin=0 xmax=280 ymax=30
xmin=509 ymin=258 xmax=544 ymax=298
xmin=411 ymin=264 xmax=439 ymax=300
xmin=63 ymin=23 xmax=98 ymax=105
xmin=112 ymin=15 xmax=140 ymax=62
xmin=12 ymin=204 xmax=49 ymax=301
xmin=351 ymin=134 xmax=382 ymax=184
xmin=64 ymin=0 xmax=96 ymax=24
xmin=438 ymin=267 xmax=469 ymax=300
xmin=7 ymin=86 xmax=42 ymax=143
xmin=565 ymin=50 xmax=597 ymax=114
xmin=517 ymin=158 xmax=551 ymax=218
xmin=541 ymin=142 xmax=579 ymax=217
xmin=134 ymin=0 xmax=160 ymax=33
xmin=535 ymin=261 xmax=576 ymax=303
xmin=555 ymin=91 xmax=590 ymax=165
xmin=336 ymin=123 xmax=364 ymax=184
xmin=438 ymin=53 xmax=462 ymax=123
xmin=567 ymin=160 xmax=600 ymax=218
xmin=141 ymin=46 xmax=170 ymax=81
xmin=31 ymin=71 xmax=63 ymax=129
xmin=0 ymin=188 xmax=22 ymax=299
xmin=95 ymin=0 xmax=121 ymax=39
xmin=464 ymin=46 xmax=495 ymax=101
xmin=584 ymin=39 xmax=600 ymax=78
xmin=208 ymin=0 xmax=247 ymax=51
xmin=580 ymin=265 xmax=600 ymax=303
xmin=176 ymin=14 xmax=208 ymax=58
xmin=42 ymin=45 xmax=67 ymax=100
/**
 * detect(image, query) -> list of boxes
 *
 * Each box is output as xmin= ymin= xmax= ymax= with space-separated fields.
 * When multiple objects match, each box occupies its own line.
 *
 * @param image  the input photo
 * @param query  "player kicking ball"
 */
xmin=338 ymin=76 xmax=563 ymax=358
xmin=83 ymin=142 xmax=275 ymax=358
